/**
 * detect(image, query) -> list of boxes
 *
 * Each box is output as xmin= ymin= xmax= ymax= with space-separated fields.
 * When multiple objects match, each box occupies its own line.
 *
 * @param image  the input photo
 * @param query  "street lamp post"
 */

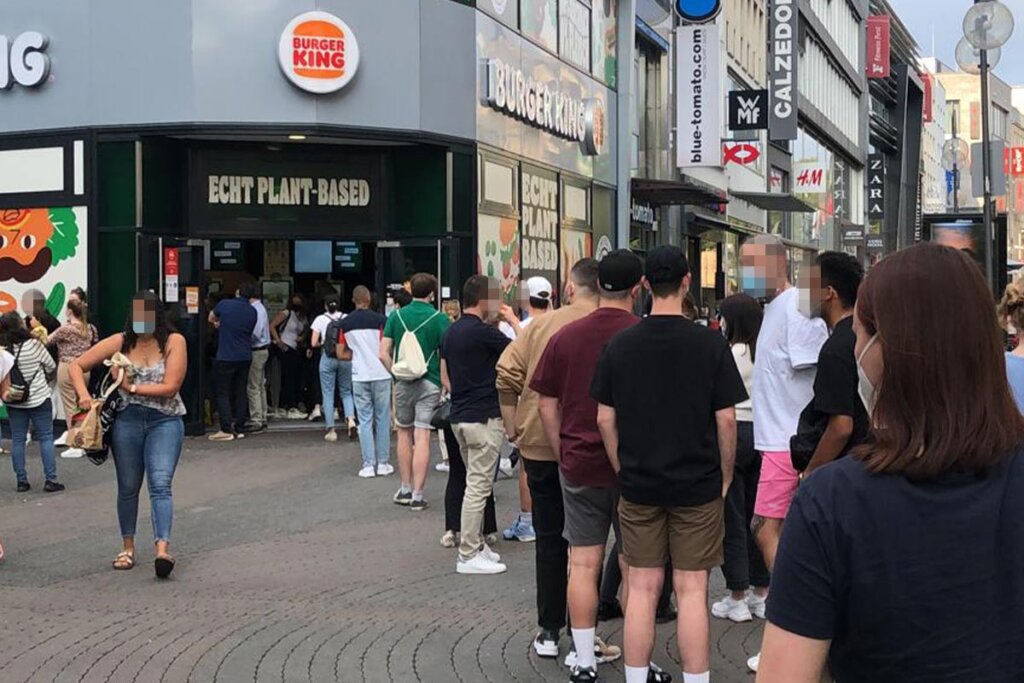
xmin=962 ymin=0 xmax=1014 ymax=290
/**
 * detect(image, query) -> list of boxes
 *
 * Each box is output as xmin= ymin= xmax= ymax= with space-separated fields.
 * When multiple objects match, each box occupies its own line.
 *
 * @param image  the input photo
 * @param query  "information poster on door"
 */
xmin=477 ymin=213 xmax=520 ymax=305
xmin=561 ymin=228 xmax=592 ymax=295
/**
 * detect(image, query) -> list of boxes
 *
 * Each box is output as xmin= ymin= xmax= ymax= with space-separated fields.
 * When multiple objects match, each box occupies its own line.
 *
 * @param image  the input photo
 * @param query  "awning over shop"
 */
xmin=632 ymin=178 xmax=727 ymax=208
xmin=730 ymin=191 xmax=816 ymax=213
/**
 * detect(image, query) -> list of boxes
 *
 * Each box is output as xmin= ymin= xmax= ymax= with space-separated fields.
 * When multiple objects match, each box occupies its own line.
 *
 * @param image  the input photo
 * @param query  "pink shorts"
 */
xmin=754 ymin=451 xmax=799 ymax=519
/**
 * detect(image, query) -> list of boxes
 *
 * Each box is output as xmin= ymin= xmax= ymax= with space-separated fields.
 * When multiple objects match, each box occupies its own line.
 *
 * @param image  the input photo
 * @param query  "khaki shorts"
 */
xmin=618 ymin=497 xmax=725 ymax=570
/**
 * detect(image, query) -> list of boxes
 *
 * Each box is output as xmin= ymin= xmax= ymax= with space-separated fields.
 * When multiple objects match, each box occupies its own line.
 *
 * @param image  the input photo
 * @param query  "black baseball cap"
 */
xmin=598 ymin=249 xmax=644 ymax=292
xmin=644 ymin=245 xmax=690 ymax=285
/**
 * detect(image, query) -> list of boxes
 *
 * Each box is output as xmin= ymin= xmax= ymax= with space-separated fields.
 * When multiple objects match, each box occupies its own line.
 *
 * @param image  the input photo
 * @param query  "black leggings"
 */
xmin=278 ymin=347 xmax=304 ymax=410
xmin=721 ymin=421 xmax=770 ymax=591
xmin=443 ymin=424 xmax=497 ymax=534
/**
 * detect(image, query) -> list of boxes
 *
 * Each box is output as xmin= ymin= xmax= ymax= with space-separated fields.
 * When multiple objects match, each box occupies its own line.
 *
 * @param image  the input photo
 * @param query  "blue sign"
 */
xmin=675 ymin=0 xmax=722 ymax=23
xmin=946 ymin=170 xmax=955 ymax=195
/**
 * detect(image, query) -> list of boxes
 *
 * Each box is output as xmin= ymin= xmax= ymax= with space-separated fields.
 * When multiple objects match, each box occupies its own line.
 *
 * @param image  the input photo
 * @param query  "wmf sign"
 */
xmin=675 ymin=0 xmax=722 ymax=23
xmin=728 ymin=90 xmax=768 ymax=130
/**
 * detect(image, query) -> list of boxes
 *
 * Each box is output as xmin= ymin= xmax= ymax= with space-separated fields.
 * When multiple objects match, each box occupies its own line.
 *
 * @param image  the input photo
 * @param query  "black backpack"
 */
xmin=323 ymin=318 xmax=345 ymax=360
xmin=4 ymin=342 xmax=39 ymax=406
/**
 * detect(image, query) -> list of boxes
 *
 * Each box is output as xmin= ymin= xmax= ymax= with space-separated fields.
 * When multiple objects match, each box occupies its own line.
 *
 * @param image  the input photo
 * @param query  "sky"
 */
xmin=889 ymin=0 xmax=1024 ymax=86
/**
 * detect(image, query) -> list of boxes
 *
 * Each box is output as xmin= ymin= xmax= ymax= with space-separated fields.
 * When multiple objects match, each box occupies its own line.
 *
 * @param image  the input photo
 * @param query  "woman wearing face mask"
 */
xmin=757 ymin=243 xmax=1024 ymax=683
xmin=711 ymin=294 xmax=770 ymax=623
xmin=70 ymin=292 xmax=187 ymax=578
xmin=310 ymin=294 xmax=355 ymax=441
xmin=270 ymin=294 xmax=310 ymax=419
xmin=51 ymin=299 xmax=99 ymax=457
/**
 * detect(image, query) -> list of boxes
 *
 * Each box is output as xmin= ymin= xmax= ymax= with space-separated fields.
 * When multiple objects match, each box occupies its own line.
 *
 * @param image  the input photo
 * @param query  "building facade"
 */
xmin=0 ymin=0 xmax=633 ymax=432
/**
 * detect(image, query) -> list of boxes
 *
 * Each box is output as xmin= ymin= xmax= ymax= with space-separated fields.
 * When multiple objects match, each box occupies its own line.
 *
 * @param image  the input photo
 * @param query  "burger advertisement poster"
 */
xmin=0 ymin=207 xmax=87 ymax=317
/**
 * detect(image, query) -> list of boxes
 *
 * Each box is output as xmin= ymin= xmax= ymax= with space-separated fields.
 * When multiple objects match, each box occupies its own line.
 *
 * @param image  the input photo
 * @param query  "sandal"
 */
xmin=155 ymin=554 xmax=176 ymax=579
xmin=112 ymin=551 xmax=135 ymax=570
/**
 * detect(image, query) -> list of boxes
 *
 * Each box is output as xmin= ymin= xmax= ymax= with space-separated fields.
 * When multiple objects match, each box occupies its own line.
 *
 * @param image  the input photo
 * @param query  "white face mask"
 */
xmin=857 ymin=334 xmax=879 ymax=414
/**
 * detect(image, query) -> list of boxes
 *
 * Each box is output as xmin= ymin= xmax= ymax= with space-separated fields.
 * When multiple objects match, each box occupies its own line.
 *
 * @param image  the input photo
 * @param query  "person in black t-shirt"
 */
xmin=759 ymin=242 xmax=1024 ymax=682
xmin=591 ymin=246 xmax=747 ymax=683
xmin=790 ymin=252 xmax=867 ymax=475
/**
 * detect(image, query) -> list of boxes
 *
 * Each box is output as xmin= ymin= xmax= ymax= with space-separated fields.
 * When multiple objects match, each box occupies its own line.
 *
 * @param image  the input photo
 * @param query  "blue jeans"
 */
xmin=319 ymin=355 xmax=355 ymax=428
xmin=353 ymin=379 xmax=392 ymax=468
xmin=9 ymin=399 xmax=56 ymax=483
xmin=110 ymin=404 xmax=184 ymax=543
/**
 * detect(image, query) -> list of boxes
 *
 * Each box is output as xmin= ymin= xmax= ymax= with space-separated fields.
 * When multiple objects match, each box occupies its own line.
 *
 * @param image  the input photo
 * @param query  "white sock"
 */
xmin=625 ymin=665 xmax=650 ymax=683
xmin=683 ymin=672 xmax=710 ymax=683
xmin=570 ymin=627 xmax=596 ymax=669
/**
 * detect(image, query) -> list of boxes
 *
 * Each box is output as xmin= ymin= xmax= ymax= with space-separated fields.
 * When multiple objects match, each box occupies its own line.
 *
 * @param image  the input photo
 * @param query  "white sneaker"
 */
xmin=456 ymin=553 xmax=507 ymax=575
xmin=61 ymin=448 xmax=85 ymax=459
xmin=481 ymin=543 xmax=501 ymax=564
xmin=358 ymin=466 xmax=376 ymax=478
xmin=747 ymin=653 xmax=761 ymax=672
xmin=286 ymin=408 xmax=306 ymax=420
xmin=308 ymin=405 xmax=322 ymax=421
xmin=747 ymin=591 xmax=767 ymax=619
xmin=324 ymin=429 xmax=338 ymax=442
xmin=563 ymin=639 xmax=622 ymax=667
xmin=376 ymin=463 xmax=395 ymax=476
xmin=54 ymin=432 xmax=68 ymax=447
xmin=711 ymin=594 xmax=753 ymax=622
xmin=435 ymin=461 xmax=450 ymax=472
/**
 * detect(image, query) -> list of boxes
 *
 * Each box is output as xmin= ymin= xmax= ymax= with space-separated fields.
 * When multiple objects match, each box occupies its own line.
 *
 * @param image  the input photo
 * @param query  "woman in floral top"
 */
xmin=50 ymin=299 xmax=98 ymax=457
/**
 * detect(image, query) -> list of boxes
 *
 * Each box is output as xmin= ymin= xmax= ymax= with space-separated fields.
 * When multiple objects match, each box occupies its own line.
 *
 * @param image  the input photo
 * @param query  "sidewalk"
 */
xmin=0 ymin=432 xmax=762 ymax=682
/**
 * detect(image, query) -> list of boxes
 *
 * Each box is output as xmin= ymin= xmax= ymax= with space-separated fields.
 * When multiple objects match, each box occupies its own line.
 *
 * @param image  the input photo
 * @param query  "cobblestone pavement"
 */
xmin=0 ymin=432 xmax=762 ymax=682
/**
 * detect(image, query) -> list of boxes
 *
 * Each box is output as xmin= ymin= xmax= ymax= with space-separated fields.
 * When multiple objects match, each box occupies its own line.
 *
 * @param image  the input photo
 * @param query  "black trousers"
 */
xmin=722 ymin=421 xmax=771 ymax=591
xmin=278 ymin=348 xmax=304 ymax=410
xmin=599 ymin=552 xmax=673 ymax=611
xmin=214 ymin=360 xmax=251 ymax=433
xmin=443 ymin=424 xmax=497 ymax=534
xmin=524 ymin=458 xmax=568 ymax=633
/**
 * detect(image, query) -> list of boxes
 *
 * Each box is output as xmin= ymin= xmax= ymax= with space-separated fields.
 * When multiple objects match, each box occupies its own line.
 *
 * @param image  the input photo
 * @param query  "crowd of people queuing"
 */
xmin=1 ymin=233 xmax=1023 ymax=682
xmin=411 ymin=235 xmax=1024 ymax=683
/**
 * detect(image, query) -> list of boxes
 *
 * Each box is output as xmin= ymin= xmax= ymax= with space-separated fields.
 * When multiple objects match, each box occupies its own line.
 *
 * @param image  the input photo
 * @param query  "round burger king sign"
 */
xmin=278 ymin=11 xmax=360 ymax=94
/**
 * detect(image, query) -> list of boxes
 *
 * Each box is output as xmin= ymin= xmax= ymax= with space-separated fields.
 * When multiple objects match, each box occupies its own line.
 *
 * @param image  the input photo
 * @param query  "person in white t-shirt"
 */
xmin=740 ymin=234 xmax=828 ymax=674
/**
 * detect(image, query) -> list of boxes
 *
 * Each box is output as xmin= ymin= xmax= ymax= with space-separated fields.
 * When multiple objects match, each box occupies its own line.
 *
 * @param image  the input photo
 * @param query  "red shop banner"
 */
xmin=867 ymin=16 xmax=891 ymax=79
xmin=922 ymin=73 xmax=933 ymax=123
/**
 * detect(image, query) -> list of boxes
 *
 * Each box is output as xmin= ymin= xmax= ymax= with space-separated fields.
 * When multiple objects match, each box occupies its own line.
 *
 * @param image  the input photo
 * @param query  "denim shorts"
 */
xmin=393 ymin=378 xmax=441 ymax=430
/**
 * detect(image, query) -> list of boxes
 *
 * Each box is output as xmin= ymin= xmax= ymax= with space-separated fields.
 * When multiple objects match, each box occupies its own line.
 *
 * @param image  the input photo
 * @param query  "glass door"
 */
xmin=376 ymin=238 xmax=463 ymax=312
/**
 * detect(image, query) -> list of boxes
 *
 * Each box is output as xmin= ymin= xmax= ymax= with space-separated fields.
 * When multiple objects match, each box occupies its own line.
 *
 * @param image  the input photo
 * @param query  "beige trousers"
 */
xmin=453 ymin=418 xmax=505 ymax=559
xmin=247 ymin=349 xmax=269 ymax=426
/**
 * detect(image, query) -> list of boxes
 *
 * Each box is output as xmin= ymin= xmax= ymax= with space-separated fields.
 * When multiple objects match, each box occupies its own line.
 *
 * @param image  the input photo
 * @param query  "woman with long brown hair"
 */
xmin=757 ymin=243 xmax=1024 ymax=682
xmin=50 ymin=298 xmax=98 ymax=457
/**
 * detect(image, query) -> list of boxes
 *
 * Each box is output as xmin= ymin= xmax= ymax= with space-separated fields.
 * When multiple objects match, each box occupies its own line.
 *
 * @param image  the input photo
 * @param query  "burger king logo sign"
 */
xmin=278 ymin=11 xmax=360 ymax=95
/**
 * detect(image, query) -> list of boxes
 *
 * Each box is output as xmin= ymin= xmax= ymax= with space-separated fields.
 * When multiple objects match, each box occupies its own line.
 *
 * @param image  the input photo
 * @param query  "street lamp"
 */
xmin=961 ymin=0 xmax=1014 ymax=290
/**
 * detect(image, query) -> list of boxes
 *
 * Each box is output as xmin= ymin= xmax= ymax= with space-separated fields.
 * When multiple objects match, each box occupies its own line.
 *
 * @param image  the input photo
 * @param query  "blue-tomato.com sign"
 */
xmin=675 ymin=0 xmax=722 ymax=23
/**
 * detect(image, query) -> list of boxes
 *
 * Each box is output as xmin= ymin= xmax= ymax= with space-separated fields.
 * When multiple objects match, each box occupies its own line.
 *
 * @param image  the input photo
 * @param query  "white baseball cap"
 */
xmin=526 ymin=276 xmax=553 ymax=301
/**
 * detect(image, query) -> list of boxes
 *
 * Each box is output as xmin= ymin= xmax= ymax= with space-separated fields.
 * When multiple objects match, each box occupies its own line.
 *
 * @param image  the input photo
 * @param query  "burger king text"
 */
xmin=207 ymin=175 xmax=371 ymax=207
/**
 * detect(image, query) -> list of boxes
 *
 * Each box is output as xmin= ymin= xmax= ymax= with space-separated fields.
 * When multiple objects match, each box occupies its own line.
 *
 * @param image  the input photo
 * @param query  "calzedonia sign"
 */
xmin=485 ymin=58 xmax=605 ymax=156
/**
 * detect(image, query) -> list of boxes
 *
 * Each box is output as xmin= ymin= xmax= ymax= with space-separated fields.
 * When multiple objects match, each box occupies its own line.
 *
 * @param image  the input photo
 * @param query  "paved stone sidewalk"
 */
xmin=0 ymin=432 xmax=762 ymax=682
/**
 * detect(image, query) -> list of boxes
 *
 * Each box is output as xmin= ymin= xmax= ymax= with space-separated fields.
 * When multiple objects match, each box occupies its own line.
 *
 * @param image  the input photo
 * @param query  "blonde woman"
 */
xmin=51 ymin=299 xmax=98 ymax=457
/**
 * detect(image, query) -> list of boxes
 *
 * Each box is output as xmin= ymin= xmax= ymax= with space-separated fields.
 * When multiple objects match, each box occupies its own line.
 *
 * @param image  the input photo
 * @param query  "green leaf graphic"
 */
xmin=47 ymin=208 xmax=79 ymax=265
xmin=45 ymin=282 xmax=65 ymax=319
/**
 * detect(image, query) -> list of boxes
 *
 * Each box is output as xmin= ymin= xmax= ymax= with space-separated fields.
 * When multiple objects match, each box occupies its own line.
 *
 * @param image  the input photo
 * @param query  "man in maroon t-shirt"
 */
xmin=531 ymin=250 xmax=667 ymax=683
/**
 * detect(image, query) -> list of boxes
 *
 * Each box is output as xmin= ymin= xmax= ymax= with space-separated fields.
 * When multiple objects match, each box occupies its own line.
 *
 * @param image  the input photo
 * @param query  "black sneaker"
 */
xmin=243 ymin=422 xmax=268 ymax=434
xmin=43 ymin=480 xmax=65 ymax=493
xmin=597 ymin=600 xmax=623 ymax=622
xmin=393 ymin=489 xmax=412 ymax=506
xmin=409 ymin=498 xmax=429 ymax=511
xmin=648 ymin=663 xmax=672 ymax=683
xmin=533 ymin=629 xmax=559 ymax=658
xmin=655 ymin=604 xmax=677 ymax=624
xmin=570 ymin=666 xmax=598 ymax=683
xmin=16 ymin=481 xmax=30 ymax=493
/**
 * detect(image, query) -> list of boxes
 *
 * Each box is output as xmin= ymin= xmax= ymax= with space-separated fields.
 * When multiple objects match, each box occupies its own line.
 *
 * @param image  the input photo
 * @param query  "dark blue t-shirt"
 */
xmin=439 ymin=314 xmax=510 ymax=424
xmin=768 ymin=452 xmax=1024 ymax=682
xmin=214 ymin=297 xmax=257 ymax=363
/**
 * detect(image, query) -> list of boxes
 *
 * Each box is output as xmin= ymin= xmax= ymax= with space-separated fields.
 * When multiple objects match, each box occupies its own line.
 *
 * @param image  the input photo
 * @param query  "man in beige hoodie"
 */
xmin=496 ymin=258 xmax=603 ymax=661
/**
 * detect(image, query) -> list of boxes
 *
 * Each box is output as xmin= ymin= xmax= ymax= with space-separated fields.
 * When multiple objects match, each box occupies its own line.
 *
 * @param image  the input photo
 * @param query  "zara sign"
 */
xmin=0 ymin=31 xmax=50 ymax=90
